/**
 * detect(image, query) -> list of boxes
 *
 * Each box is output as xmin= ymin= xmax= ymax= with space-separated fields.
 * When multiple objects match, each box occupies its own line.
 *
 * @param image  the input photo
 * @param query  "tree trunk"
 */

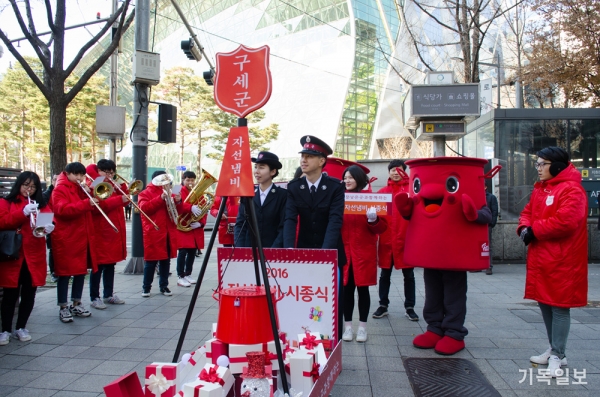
xmin=49 ymin=100 xmax=68 ymax=175
xmin=91 ymin=129 xmax=97 ymax=162
xmin=180 ymin=135 xmax=184 ymax=169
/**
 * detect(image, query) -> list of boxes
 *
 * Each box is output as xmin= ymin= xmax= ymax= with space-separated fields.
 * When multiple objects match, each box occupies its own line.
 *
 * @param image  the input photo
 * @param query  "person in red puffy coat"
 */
xmin=138 ymin=170 xmax=186 ymax=297
xmin=86 ymin=161 xmax=129 ymax=309
xmin=210 ymin=196 xmax=240 ymax=246
xmin=176 ymin=171 xmax=207 ymax=288
xmin=518 ymin=147 xmax=588 ymax=377
xmin=341 ymin=165 xmax=387 ymax=343
xmin=372 ymin=160 xmax=419 ymax=321
xmin=0 ymin=171 xmax=55 ymax=345
xmin=52 ymin=162 xmax=104 ymax=323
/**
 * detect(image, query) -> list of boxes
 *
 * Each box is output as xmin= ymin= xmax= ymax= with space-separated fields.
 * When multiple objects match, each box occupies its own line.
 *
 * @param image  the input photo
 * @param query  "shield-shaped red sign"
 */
xmin=214 ymin=45 xmax=272 ymax=118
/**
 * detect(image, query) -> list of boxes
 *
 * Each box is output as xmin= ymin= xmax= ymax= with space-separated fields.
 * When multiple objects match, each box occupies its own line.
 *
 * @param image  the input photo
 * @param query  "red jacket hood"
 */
xmin=535 ymin=163 xmax=581 ymax=189
xmin=386 ymin=177 xmax=409 ymax=189
xmin=86 ymin=164 xmax=100 ymax=179
xmin=55 ymin=171 xmax=76 ymax=189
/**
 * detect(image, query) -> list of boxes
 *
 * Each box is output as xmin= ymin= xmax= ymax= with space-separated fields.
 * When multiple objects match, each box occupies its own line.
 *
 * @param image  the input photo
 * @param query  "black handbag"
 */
xmin=0 ymin=229 xmax=22 ymax=262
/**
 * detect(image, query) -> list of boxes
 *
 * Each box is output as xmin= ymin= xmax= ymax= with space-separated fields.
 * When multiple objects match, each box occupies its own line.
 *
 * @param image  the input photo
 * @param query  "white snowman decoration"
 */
xmin=240 ymin=351 xmax=271 ymax=397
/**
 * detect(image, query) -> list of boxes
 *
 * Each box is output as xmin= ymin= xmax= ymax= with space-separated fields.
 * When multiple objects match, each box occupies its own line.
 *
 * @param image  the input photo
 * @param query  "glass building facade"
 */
xmin=462 ymin=109 xmax=600 ymax=219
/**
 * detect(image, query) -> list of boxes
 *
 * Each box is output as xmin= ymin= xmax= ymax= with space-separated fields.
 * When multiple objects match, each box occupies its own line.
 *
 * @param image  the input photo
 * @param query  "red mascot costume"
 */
xmin=395 ymin=157 xmax=499 ymax=355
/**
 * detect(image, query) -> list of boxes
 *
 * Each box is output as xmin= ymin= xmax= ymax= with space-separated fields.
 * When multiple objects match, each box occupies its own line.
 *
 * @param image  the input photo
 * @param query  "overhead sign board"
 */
xmin=403 ymin=84 xmax=480 ymax=128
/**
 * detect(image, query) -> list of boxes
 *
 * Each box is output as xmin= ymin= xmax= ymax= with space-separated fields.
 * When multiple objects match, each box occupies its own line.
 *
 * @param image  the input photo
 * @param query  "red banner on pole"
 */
xmin=214 ymin=126 xmax=255 ymax=197
xmin=213 ymin=45 xmax=272 ymax=118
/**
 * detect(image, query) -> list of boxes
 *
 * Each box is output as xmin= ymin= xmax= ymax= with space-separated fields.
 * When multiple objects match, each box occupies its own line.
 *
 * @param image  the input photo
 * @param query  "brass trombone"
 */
xmin=114 ymin=173 xmax=143 ymax=196
xmin=107 ymin=175 xmax=160 ymax=230
xmin=152 ymin=173 xmax=179 ymax=224
xmin=85 ymin=174 xmax=114 ymax=200
xmin=78 ymin=181 xmax=119 ymax=233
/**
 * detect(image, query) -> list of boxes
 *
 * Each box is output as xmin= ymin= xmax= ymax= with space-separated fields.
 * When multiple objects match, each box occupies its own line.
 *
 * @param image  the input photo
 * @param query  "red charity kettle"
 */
xmin=401 ymin=157 xmax=500 ymax=271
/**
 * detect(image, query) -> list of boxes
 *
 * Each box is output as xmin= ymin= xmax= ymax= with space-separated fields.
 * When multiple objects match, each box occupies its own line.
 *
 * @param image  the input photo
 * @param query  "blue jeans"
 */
xmin=57 ymin=275 xmax=85 ymax=307
xmin=378 ymin=266 xmax=416 ymax=309
xmin=142 ymin=259 xmax=170 ymax=292
xmin=538 ymin=302 xmax=570 ymax=359
xmin=90 ymin=264 xmax=115 ymax=300
xmin=177 ymin=248 xmax=196 ymax=277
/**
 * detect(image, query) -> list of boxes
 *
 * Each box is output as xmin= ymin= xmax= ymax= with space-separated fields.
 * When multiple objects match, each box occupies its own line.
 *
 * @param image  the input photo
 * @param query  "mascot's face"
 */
xmin=240 ymin=378 xmax=270 ymax=397
xmin=411 ymin=169 xmax=464 ymax=218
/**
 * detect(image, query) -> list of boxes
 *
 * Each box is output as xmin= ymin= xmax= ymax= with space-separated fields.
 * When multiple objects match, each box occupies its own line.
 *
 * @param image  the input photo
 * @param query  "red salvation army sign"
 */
xmin=214 ymin=45 xmax=272 ymax=118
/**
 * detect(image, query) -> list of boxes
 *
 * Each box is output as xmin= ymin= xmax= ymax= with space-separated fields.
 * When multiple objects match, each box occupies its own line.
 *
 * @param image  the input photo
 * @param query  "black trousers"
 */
xmin=1 ymin=262 xmax=37 ymax=332
xmin=423 ymin=269 xmax=468 ymax=340
xmin=343 ymin=265 xmax=370 ymax=323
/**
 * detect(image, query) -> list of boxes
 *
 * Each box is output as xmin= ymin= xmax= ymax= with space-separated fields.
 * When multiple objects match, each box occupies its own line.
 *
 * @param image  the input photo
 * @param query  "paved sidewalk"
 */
xmin=0 ymin=223 xmax=598 ymax=396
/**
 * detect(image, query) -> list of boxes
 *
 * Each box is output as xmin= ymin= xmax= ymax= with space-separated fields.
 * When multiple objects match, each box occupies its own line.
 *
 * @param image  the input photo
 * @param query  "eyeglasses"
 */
xmin=22 ymin=184 xmax=37 ymax=191
xmin=99 ymin=170 xmax=116 ymax=175
xmin=534 ymin=162 xmax=551 ymax=170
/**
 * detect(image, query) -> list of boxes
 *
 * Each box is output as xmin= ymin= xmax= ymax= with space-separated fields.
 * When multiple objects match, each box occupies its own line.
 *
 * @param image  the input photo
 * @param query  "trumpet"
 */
xmin=78 ymin=181 xmax=119 ymax=233
xmin=85 ymin=174 xmax=114 ymax=200
xmin=27 ymin=194 xmax=46 ymax=238
xmin=152 ymin=173 xmax=179 ymax=224
xmin=106 ymin=175 xmax=160 ymax=230
xmin=114 ymin=173 xmax=143 ymax=195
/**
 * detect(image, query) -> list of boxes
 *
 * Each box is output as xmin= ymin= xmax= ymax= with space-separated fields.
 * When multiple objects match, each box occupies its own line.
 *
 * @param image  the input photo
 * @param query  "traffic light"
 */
xmin=181 ymin=38 xmax=202 ymax=62
xmin=203 ymin=70 xmax=214 ymax=86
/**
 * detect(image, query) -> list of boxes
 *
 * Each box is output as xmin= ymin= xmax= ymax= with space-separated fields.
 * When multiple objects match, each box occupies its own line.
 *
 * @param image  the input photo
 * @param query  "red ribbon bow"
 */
xmin=300 ymin=333 xmax=320 ymax=350
xmin=303 ymin=362 xmax=320 ymax=382
xmin=199 ymin=366 xmax=224 ymax=386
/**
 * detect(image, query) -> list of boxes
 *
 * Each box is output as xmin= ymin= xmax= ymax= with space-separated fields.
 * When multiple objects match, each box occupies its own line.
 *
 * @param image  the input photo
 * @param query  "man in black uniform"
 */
xmin=235 ymin=151 xmax=287 ymax=248
xmin=283 ymin=135 xmax=346 ymax=339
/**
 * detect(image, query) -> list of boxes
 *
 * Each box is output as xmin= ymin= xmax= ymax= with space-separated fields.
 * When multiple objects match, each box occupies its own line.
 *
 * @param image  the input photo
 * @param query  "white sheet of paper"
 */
xmin=92 ymin=176 xmax=106 ymax=187
xmin=171 ymin=185 xmax=182 ymax=195
xmin=36 ymin=212 xmax=54 ymax=227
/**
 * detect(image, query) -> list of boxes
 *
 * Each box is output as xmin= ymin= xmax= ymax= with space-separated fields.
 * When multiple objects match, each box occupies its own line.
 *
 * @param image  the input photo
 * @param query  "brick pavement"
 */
xmin=0 ymin=223 xmax=598 ymax=396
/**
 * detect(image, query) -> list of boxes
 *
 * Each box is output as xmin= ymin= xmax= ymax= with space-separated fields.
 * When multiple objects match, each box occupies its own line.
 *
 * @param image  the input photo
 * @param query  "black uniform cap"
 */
xmin=299 ymin=135 xmax=333 ymax=157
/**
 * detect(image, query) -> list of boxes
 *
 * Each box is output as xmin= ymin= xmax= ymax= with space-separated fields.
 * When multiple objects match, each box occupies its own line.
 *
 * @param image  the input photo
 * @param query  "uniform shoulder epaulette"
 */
xmin=287 ymin=178 xmax=302 ymax=186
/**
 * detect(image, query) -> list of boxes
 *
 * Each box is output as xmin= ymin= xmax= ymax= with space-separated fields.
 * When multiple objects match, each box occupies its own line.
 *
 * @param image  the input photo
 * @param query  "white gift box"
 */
xmin=181 ymin=379 xmax=222 ymax=397
xmin=229 ymin=340 xmax=280 ymax=373
xmin=179 ymin=346 xmax=208 ymax=389
xmin=288 ymin=350 xmax=317 ymax=397
xmin=197 ymin=363 xmax=234 ymax=397
xmin=297 ymin=332 xmax=327 ymax=366
xmin=212 ymin=323 xmax=218 ymax=338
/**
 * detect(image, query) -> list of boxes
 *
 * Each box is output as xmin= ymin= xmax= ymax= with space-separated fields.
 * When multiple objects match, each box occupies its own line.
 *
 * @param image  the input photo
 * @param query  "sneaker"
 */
xmin=547 ymin=355 xmax=564 ymax=378
xmin=50 ymin=274 xmax=59 ymax=283
xmin=342 ymin=327 xmax=353 ymax=342
xmin=59 ymin=307 xmax=73 ymax=323
xmin=141 ymin=289 xmax=151 ymax=298
xmin=372 ymin=306 xmax=389 ymax=319
xmin=104 ymin=294 xmax=125 ymax=304
xmin=356 ymin=327 xmax=367 ymax=343
xmin=177 ymin=277 xmax=191 ymax=288
xmin=161 ymin=288 xmax=173 ymax=296
xmin=0 ymin=331 xmax=10 ymax=345
xmin=405 ymin=308 xmax=419 ymax=321
xmin=486 ymin=267 xmax=493 ymax=275
xmin=91 ymin=297 xmax=107 ymax=310
xmin=185 ymin=275 xmax=196 ymax=284
xmin=70 ymin=303 xmax=91 ymax=317
xmin=13 ymin=328 xmax=31 ymax=342
xmin=530 ymin=347 xmax=568 ymax=366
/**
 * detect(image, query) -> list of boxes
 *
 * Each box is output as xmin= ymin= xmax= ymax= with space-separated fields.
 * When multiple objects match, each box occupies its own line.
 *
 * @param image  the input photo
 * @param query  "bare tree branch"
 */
xmin=64 ymin=2 xmax=132 ymax=78
xmin=65 ymin=9 xmax=135 ymax=104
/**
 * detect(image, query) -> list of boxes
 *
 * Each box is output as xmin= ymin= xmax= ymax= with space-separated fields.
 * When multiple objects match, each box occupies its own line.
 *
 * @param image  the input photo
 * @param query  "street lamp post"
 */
xmin=479 ymin=61 xmax=501 ymax=109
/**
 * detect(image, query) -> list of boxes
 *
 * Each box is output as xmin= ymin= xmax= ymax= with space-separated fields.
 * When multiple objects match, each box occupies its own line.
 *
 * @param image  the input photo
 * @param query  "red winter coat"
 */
xmin=86 ymin=164 xmax=128 ymax=264
xmin=51 ymin=172 xmax=99 ymax=276
xmin=0 ymin=198 xmax=48 ymax=288
xmin=518 ymin=164 xmax=588 ymax=308
xmin=377 ymin=178 xmax=411 ymax=269
xmin=341 ymin=210 xmax=388 ymax=287
xmin=210 ymin=196 xmax=240 ymax=245
xmin=177 ymin=185 xmax=207 ymax=249
xmin=137 ymin=183 xmax=184 ymax=261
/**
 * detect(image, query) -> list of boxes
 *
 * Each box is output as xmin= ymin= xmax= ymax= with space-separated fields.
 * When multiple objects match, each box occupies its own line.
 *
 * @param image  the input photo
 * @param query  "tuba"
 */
xmin=177 ymin=169 xmax=217 ymax=232
xmin=152 ymin=173 xmax=179 ymax=224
